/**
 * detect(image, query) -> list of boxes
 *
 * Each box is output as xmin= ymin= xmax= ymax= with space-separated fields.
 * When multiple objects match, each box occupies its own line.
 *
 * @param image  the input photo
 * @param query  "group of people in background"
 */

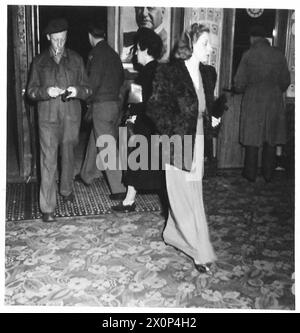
xmin=27 ymin=10 xmax=290 ymax=274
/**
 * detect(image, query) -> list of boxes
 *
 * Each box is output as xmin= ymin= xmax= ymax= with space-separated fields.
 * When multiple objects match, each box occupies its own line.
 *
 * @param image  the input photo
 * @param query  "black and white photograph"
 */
xmin=1 ymin=0 xmax=297 ymax=315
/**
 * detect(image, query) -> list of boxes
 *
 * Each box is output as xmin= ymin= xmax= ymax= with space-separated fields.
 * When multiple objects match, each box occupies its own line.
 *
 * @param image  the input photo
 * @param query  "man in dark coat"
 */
xmin=234 ymin=25 xmax=290 ymax=182
xmin=77 ymin=23 xmax=126 ymax=199
xmin=27 ymin=18 xmax=92 ymax=222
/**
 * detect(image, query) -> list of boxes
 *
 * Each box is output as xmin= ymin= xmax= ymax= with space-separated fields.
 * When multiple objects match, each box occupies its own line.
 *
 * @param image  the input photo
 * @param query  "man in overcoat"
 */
xmin=234 ymin=25 xmax=290 ymax=182
xmin=27 ymin=18 xmax=92 ymax=222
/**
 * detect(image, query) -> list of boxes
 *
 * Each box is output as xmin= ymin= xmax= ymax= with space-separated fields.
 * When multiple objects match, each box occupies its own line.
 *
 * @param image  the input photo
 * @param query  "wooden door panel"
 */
xmin=217 ymin=92 xmax=244 ymax=168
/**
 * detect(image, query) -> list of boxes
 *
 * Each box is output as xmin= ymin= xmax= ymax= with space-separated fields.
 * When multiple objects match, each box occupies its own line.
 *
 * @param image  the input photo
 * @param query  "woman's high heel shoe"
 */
xmin=111 ymin=202 xmax=136 ymax=213
xmin=194 ymin=263 xmax=212 ymax=274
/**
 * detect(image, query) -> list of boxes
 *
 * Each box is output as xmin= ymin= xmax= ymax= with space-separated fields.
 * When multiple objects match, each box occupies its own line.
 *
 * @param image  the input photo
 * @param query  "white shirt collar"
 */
xmin=154 ymin=24 xmax=164 ymax=35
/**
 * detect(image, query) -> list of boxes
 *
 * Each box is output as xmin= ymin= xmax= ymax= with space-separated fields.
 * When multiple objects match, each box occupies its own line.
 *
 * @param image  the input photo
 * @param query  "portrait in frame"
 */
xmin=118 ymin=6 xmax=171 ymax=65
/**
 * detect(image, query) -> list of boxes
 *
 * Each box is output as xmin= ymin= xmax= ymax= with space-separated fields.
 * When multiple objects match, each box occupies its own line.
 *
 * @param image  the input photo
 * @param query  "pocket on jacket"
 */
xmin=40 ymin=66 xmax=54 ymax=85
xmin=65 ymin=65 xmax=80 ymax=85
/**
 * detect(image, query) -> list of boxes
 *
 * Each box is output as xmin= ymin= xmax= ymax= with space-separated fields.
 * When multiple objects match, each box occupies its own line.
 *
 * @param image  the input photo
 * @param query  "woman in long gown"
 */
xmin=146 ymin=24 xmax=217 ymax=273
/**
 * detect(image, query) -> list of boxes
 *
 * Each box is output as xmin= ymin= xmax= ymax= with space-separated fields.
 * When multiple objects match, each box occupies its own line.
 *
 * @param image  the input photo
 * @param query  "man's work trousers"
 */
xmin=39 ymin=118 xmax=80 ymax=213
xmin=80 ymin=101 xmax=126 ymax=194
xmin=243 ymin=143 xmax=276 ymax=182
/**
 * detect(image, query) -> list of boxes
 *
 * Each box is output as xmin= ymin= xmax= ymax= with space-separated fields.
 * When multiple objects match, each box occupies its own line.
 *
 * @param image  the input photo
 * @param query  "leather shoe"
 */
xmin=109 ymin=192 xmax=126 ymax=200
xmin=194 ymin=263 xmax=212 ymax=274
xmin=42 ymin=213 xmax=56 ymax=223
xmin=263 ymin=176 xmax=272 ymax=183
xmin=111 ymin=202 xmax=136 ymax=213
xmin=74 ymin=174 xmax=90 ymax=187
xmin=62 ymin=192 xmax=75 ymax=203
xmin=242 ymin=171 xmax=255 ymax=183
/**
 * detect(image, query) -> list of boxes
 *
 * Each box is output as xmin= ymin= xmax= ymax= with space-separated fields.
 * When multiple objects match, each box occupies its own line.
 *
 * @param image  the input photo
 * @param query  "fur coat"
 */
xmin=146 ymin=59 xmax=216 ymax=171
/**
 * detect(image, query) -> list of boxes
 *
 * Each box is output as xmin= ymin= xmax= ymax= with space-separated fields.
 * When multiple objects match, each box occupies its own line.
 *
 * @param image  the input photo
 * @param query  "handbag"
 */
xmin=211 ymin=93 xmax=228 ymax=118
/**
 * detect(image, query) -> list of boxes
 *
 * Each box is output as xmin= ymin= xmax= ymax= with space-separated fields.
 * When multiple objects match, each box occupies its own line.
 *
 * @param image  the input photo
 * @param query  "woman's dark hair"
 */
xmin=134 ymin=27 xmax=163 ymax=60
xmin=172 ymin=23 xmax=210 ymax=60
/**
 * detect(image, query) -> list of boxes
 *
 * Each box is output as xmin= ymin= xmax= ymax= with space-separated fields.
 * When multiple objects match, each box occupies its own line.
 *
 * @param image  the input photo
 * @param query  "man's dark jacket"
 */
xmin=27 ymin=48 xmax=91 ymax=124
xmin=87 ymin=40 xmax=124 ymax=104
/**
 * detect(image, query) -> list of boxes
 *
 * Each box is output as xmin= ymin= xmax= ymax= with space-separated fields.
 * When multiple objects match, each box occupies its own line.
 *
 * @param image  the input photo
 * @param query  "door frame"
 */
xmin=9 ymin=5 xmax=39 ymax=182
xmin=217 ymin=8 xmax=291 ymax=169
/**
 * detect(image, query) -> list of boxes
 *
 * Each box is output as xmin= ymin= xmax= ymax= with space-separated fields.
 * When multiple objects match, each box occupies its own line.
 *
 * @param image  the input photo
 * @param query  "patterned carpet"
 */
xmin=6 ymin=178 xmax=161 ymax=221
xmin=5 ymin=170 xmax=295 ymax=309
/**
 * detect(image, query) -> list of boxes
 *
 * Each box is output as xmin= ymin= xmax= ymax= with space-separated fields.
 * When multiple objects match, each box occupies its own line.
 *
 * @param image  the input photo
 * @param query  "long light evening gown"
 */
xmin=163 ymin=67 xmax=217 ymax=265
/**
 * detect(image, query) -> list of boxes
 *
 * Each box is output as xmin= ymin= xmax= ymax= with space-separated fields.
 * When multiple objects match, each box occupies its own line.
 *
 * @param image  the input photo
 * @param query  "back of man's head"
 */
xmin=249 ymin=25 xmax=266 ymax=38
xmin=88 ymin=22 xmax=106 ymax=39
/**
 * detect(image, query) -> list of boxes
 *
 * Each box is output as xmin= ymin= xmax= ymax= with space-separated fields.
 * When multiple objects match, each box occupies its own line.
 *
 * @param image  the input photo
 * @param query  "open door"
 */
xmin=217 ymin=8 xmax=289 ymax=169
xmin=7 ymin=5 xmax=108 ymax=182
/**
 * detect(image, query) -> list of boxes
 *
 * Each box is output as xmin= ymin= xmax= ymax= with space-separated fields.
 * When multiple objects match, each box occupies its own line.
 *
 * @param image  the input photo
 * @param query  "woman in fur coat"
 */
xmin=146 ymin=24 xmax=217 ymax=273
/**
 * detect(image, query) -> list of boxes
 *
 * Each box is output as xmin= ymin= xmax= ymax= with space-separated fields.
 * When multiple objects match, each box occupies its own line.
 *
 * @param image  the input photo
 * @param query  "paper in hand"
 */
xmin=128 ymin=83 xmax=143 ymax=104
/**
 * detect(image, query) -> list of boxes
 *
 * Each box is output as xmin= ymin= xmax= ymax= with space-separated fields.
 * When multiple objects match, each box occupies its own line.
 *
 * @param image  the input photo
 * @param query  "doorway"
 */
xmin=232 ymin=8 xmax=276 ymax=82
xmin=37 ymin=6 xmax=108 ymax=176
xmin=217 ymin=8 xmax=277 ymax=169
xmin=38 ymin=6 xmax=107 ymax=62
xmin=7 ymin=7 xmax=20 ymax=181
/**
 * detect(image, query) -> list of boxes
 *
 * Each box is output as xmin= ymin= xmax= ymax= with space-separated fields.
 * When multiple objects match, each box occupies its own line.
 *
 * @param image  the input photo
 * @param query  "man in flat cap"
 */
xmin=27 ymin=18 xmax=92 ymax=222
xmin=234 ymin=25 xmax=290 ymax=183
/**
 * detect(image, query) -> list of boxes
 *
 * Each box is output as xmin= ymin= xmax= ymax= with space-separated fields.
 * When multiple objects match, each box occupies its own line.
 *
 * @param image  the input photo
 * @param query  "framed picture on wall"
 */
xmin=118 ymin=6 xmax=172 ymax=65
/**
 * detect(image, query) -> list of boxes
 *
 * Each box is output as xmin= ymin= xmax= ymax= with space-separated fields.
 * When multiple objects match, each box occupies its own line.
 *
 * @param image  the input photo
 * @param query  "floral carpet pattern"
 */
xmin=5 ymin=171 xmax=295 ymax=309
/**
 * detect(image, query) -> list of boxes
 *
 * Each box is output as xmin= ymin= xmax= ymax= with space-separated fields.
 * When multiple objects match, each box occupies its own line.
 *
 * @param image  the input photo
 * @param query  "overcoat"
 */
xmin=234 ymin=38 xmax=290 ymax=147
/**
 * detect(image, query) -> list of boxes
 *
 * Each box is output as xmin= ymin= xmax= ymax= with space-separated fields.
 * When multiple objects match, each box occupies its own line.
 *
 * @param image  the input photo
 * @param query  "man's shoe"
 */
xmin=62 ymin=192 xmax=75 ymax=203
xmin=74 ymin=174 xmax=90 ymax=187
xmin=263 ymin=176 xmax=272 ymax=183
xmin=111 ymin=202 xmax=136 ymax=213
xmin=109 ymin=192 xmax=126 ymax=200
xmin=42 ymin=213 xmax=56 ymax=223
xmin=242 ymin=171 xmax=256 ymax=183
xmin=275 ymin=155 xmax=286 ymax=171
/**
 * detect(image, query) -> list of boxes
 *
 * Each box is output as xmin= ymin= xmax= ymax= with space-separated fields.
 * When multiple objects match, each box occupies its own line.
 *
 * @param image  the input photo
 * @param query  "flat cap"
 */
xmin=44 ymin=18 xmax=68 ymax=35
